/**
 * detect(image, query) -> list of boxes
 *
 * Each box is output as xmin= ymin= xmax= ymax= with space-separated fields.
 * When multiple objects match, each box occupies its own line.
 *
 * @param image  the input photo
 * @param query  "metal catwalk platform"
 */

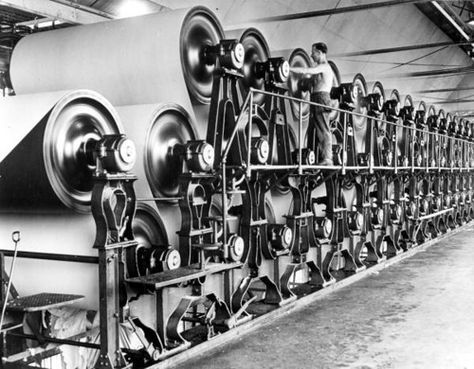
xmin=173 ymin=226 xmax=474 ymax=369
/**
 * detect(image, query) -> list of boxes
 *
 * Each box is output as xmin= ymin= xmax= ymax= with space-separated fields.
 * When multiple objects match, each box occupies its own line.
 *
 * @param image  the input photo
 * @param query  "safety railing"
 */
xmin=221 ymin=87 xmax=474 ymax=177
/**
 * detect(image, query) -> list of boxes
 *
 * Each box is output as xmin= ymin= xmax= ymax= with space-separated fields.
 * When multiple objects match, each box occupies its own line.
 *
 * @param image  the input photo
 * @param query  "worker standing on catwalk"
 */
xmin=290 ymin=42 xmax=334 ymax=166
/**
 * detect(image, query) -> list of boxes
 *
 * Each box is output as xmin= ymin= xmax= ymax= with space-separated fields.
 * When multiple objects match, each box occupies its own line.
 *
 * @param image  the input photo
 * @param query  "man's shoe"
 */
xmin=318 ymin=159 xmax=334 ymax=166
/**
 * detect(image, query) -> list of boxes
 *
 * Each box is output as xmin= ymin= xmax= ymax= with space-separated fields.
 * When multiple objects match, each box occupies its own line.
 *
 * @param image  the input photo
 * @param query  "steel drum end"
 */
xmin=239 ymin=28 xmax=270 ymax=104
xmin=44 ymin=92 xmax=123 ymax=213
xmin=180 ymin=7 xmax=225 ymax=104
xmin=146 ymin=104 xmax=196 ymax=199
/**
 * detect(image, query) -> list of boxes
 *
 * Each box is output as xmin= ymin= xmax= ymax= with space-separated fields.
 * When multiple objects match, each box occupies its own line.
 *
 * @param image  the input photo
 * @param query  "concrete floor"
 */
xmin=174 ymin=226 xmax=474 ymax=369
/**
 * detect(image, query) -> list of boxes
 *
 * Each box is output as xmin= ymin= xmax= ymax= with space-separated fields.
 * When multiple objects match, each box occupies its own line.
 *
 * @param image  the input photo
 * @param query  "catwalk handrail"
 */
xmin=220 ymin=87 xmax=473 ymax=178
xmin=219 ymin=87 xmax=472 ymax=263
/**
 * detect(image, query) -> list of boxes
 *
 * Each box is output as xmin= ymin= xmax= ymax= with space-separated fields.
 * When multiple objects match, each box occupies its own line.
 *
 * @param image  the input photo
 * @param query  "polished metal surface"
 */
xmin=0 ymin=90 xmax=122 ymax=213
xmin=146 ymin=104 xmax=196 ymax=198
xmin=180 ymin=7 xmax=224 ymax=104
xmin=352 ymin=74 xmax=368 ymax=154
xmin=128 ymin=203 xmax=170 ymax=277
xmin=328 ymin=60 xmax=341 ymax=123
xmin=239 ymin=28 xmax=270 ymax=105
xmin=288 ymin=48 xmax=312 ymax=119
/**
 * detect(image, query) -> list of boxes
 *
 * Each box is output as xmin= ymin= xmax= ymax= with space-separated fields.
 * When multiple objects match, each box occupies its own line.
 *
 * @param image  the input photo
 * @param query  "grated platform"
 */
xmin=6 ymin=293 xmax=84 ymax=312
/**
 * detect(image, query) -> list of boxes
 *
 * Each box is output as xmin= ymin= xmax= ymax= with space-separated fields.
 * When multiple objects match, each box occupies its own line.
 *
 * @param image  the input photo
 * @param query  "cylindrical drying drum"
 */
xmin=0 ymin=90 xmax=123 ymax=213
xmin=10 ymin=7 xmax=225 ymax=137
xmin=0 ymin=89 xmax=123 ymax=309
xmin=288 ymin=48 xmax=312 ymax=120
xmin=116 ymin=103 xmax=198 ymax=249
xmin=226 ymin=28 xmax=271 ymax=106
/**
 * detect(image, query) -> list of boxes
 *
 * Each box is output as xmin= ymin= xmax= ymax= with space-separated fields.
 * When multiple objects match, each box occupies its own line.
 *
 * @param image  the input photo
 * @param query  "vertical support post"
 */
xmin=426 ymin=130 xmax=430 ymax=173
xmin=0 ymin=252 xmax=4 ymax=359
xmin=369 ymin=118 xmax=374 ymax=173
xmin=298 ymin=101 xmax=303 ymax=175
xmin=342 ymin=113 xmax=347 ymax=175
xmin=393 ymin=120 xmax=398 ymax=174
xmin=246 ymin=90 xmax=254 ymax=178
xmin=411 ymin=125 xmax=415 ymax=173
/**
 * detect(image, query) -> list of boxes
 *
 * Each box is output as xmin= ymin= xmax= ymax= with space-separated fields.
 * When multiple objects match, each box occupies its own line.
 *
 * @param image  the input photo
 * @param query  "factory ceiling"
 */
xmin=1 ymin=0 xmax=474 ymax=117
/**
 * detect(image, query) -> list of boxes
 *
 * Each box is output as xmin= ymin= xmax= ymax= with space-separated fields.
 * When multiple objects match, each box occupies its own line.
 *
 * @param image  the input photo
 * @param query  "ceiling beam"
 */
xmin=0 ymin=0 xmax=113 ymax=24
xmin=245 ymin=0 xmax=432 ymax=24
xmin=332 ymin=41 xmax=473 ymax=58
xmin=415 ymin=86 xmax=474 ymax=93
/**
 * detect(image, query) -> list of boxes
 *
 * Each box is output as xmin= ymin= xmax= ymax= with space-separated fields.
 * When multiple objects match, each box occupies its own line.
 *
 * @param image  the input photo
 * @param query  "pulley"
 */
xmin=372 ymin=207 xmax=384 ymax=225
xmin=228 ymin=234 xmax=245 ymax=262
xmin=203 ymin=39 xmax=245 ymax=70
xmin=42 ymin=91 xmax=124 ymax=212
xmin=390 ymin=203 xmax=402 ymax=222
xmin=384 ymin=90 xmax=401 ymax=118
xmin=400 ymin=94 xmax=416 ymax=122
xmin=367 ymin=81 xmax=385 ymax=114
xmin=95 ymin=135 xmax=136 ymax=173
xmin=314 ymin=218 xmax=332 ymax=239
xmin=256 ymin=57 xmax=290 ymax=84
xmin=150 ymin=248 xmax=182 ymax=272
xmin=172 ymin=140 xmax=215 ymax=173
xmin=288 ymin=48 xmax=312 ymax=119
xmin=180 ymin=7 xmax=225 ymax=104
xmin=438 ymin=110 xmax=448 ymax=133
xmin=348 ymin=211 xmax=364 ymax=231
xmin=449 ymin=116 xmax=458 ymax=136
xmin=128 ymin=203 xmax=170 ymax=277
xmin=426 ymin=105 xmax=439 ymax=131
xmin=145 ymin=104 xmax=196 ymax=198
xmin=292 ymin=148 xmax=316 ymax=165
xmin=238 ymin=28 xmax=270 ymax=105
xmin=415 ymin=101 xmax=427 ymax=126
xmin=251 ymin=137 xmax=270 ymax=164
xmin=268 ymin=224 xmax=293 ymax=251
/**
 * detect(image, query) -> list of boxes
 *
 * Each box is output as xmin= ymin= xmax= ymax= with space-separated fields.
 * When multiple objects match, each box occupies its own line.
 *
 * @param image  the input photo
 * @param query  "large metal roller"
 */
xmin=0 ymin=90 xmax=123 ymax=213
xmin=288 ymin=48 xmax=312 ymax=120
xmin=10 ymin=7 xmax=224 ymax=132
xmin=351 ymin=73 xmax=369 ymax=154
xmin=231 ymin=28 xmax=271 ymax=105
xmin=116 ymin=103 xmax=197 ymax=254
xmin=0 ymin=89 xmax=125 ymax=308
xmin=288 ymin=49 xmax=341 ymax=122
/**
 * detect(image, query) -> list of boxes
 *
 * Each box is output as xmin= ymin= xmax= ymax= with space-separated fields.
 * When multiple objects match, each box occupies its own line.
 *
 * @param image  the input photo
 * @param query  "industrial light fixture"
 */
xmin=117 ymin=0 xmax=153 ymax=18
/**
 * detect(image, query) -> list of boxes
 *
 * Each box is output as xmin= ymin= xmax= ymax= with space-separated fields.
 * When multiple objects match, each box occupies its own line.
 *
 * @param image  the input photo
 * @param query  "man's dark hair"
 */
xmin=312 ymin=42 xmax=328 ymax=54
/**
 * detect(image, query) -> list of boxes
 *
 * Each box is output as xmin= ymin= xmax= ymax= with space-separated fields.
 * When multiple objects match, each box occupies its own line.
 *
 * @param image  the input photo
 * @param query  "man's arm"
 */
xmin=290 ymin=64 xmax=326 ymax=75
